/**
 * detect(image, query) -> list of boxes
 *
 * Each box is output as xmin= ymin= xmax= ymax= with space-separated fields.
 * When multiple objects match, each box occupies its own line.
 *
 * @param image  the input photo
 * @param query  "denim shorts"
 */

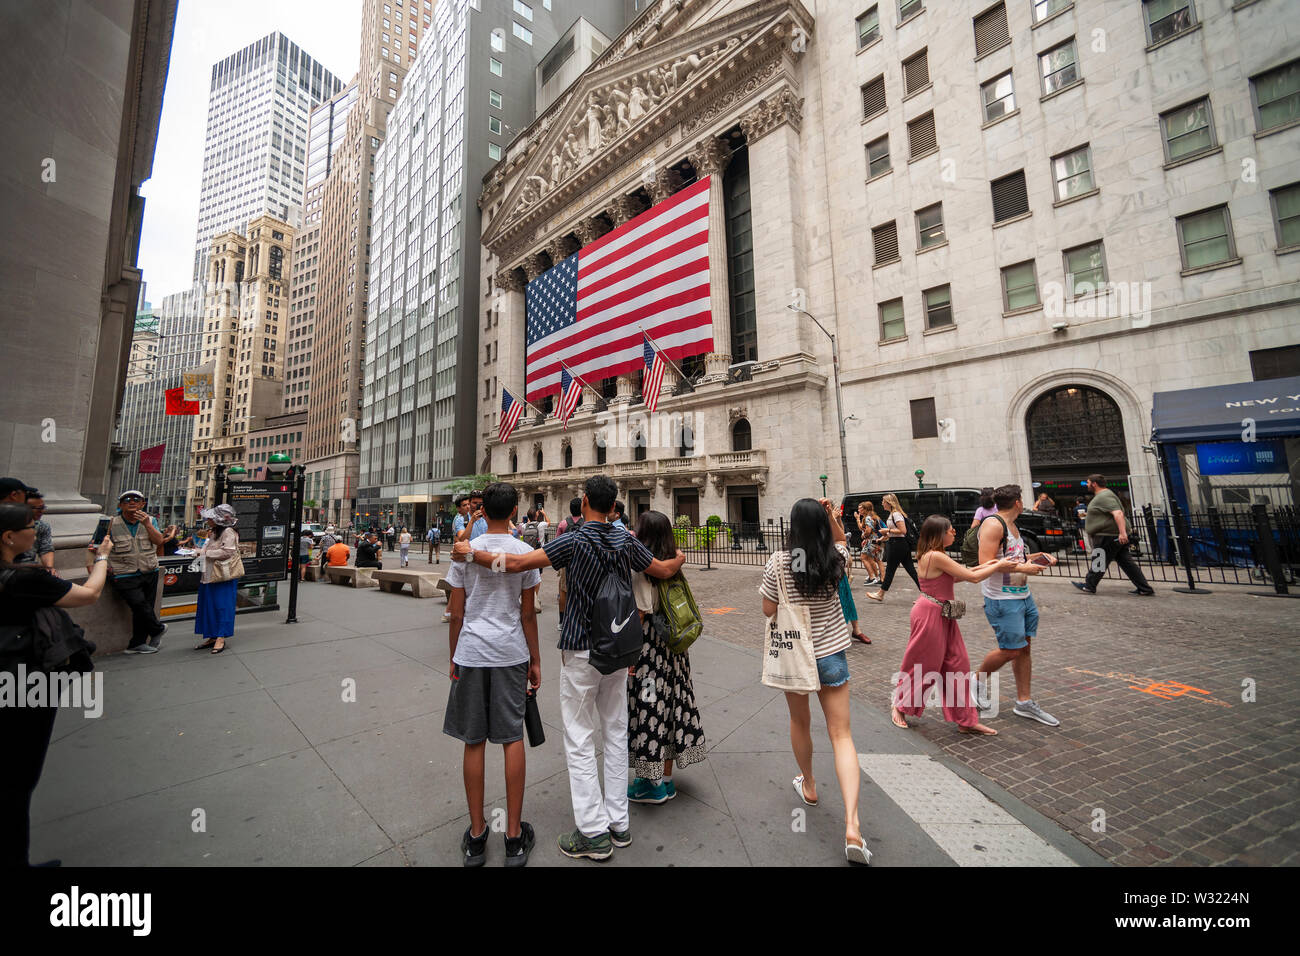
xmin=816 ymin=650 xmax=850 ymax=688
xmin=983 ymin=593 xmax=1039 ymax=650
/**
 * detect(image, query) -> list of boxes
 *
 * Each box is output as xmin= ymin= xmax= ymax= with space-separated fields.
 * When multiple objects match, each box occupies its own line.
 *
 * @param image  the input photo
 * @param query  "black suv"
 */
xmin=840 ymin=488 xmax=1072 ymax=555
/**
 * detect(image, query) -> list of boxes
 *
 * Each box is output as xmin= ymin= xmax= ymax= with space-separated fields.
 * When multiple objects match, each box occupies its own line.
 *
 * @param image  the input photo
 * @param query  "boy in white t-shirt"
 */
xmin=444 ymin=482 xmax=541 ymax=867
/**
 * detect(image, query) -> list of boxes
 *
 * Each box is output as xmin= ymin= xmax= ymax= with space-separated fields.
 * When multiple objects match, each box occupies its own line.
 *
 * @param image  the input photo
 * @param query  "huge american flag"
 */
xmin=524 ymin=177 xmax=713 ymax=401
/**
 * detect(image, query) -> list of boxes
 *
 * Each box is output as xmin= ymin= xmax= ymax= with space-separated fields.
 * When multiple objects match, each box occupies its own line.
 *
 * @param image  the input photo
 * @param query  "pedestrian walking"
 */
xmin=759 ymin=497 xmax=871 ymax=865
xmin=1033 ymin=492 xmax=1057 ymax=516
xmin=972 ymin=484 xmax=1060 ymax=727
xmin=107 ymin=490 xmax=168 ymax=654
xmin=1074 ymin=475 xmax=1154 ymax=596
xmin=866 ymin=493 xmax=918 ymax=603
xmin=299 ymin=532 xmax=313 ymax=581
xmin=451 ymin=475 xmax=686 ymax=861
xmin=427 ymin=523 xmax=441 ymax=564
xmin=839 ymin=567 xmax=869 ymax=644
xmin=856 ymin=502 xmax=884 ymax=585
xmin=1 ymin=502 xmax=114 ymax=866
xmin=890 ymin=516 xmax=1016 ymax=735
xmin=971 ymin=487 xmax=998 ymax=528
xmin=195 ymin=504 xmax=241 ymax=655
xmin=399 ymin=527 xmax=412 ymax=567
xmin=443 ymin=482 xmax=541 ymax=866
xmin=626 ymin=510 xmax=707 ymax=804
xmin=1074 ymin=497 xmax=1089 ymax=554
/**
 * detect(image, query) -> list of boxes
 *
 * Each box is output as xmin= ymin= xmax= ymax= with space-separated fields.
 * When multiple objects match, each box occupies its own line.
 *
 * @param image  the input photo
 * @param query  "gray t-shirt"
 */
xmin=445 ymin=532 xmax=540 ymax=667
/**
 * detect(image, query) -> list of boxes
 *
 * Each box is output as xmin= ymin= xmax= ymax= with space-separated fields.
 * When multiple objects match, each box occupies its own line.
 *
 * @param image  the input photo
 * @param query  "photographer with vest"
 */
xmin=106 ymin=490 xmax=167 ymax=655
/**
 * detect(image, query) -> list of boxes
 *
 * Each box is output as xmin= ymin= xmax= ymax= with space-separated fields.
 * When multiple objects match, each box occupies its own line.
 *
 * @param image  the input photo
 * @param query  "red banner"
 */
xmin=165 ymin=387 xmax=199 ymax=415
xmin=138 ymin=443 xmax=165 ymax=474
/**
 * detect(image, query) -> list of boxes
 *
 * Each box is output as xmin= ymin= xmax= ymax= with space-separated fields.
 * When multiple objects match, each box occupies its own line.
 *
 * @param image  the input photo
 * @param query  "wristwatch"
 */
xmin=94 ymin=556 xmax=108 ymax=563
xmin=465 ymin=543 xmax=476 ymax=563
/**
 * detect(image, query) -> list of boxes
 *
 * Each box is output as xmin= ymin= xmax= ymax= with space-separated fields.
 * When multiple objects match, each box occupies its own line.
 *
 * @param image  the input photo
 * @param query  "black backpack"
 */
xmin=586 ymin=544 xmax=641 ymax=674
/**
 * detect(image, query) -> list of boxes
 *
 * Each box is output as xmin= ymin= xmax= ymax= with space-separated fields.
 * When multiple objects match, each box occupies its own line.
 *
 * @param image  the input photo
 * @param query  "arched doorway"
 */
xmin=1025 ymin=385 xmax=1133 ymax=510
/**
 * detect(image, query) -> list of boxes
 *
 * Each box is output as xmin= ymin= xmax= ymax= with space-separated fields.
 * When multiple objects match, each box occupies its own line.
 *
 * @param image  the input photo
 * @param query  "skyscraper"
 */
xmin=192 ymin=32 xmax=345 ymax=284
xmin=304 ymin=0 xmax=434 ymax=528
xmin=357 ymin=0 xmax=629 ymax=530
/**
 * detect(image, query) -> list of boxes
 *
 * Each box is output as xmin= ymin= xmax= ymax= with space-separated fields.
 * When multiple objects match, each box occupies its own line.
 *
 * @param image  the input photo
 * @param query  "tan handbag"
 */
xmin=762 ymin=552 xmax=820 ymax=694
xmin=207 ymin=532 xmax=245 ymax=583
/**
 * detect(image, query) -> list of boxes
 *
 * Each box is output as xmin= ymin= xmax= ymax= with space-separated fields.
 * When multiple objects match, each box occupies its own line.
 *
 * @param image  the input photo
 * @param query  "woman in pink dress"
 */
xmin=890 ymin=516 xmax=1017 ymax=735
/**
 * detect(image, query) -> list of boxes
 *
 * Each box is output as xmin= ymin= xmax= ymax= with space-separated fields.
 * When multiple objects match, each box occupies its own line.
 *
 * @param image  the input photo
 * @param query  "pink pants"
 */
xmin=892 ymin=602 xmax=978 ymax=727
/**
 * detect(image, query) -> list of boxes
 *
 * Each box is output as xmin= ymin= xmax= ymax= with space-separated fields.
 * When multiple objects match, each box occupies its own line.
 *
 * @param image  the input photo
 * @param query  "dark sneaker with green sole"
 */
xmin=557 ymin=828 xmax=613 ymax=861
xmin=462 ymin=825 xmax=489 ymax=867
xmin=504 ymin=822 xmax=535 ymax=867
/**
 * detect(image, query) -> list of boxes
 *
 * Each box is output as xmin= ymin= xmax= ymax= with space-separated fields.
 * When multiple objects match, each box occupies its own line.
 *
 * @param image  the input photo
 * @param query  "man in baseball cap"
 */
xmin=108 ymin=489 xmax=168 ymax=654
xmin=0 ymin=477 xmax=33 ymax=503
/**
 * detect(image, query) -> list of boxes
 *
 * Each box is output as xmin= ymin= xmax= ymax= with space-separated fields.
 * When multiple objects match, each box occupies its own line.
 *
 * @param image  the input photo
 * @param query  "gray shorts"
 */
xmin=442 ymin=662 xmax=528 ymax=745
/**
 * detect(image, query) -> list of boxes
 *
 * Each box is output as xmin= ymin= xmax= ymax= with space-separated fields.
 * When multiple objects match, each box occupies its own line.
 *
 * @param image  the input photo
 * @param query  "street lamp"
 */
xmin=819 ymin=474 xmax=828 ymax=497
xmin=788 ymin=304 xmax=850 ymax=498
xmin=915 ymin=468 xmax=925 ymax=489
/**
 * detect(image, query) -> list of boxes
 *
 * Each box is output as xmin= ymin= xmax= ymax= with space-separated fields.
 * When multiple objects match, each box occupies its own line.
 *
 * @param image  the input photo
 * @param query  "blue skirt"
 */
xmin=195 ymin=579 xmax=237 ymax=638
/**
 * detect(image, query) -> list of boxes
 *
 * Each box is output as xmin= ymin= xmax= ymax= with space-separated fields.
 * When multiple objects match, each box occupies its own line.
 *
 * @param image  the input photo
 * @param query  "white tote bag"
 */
xmin=761 ymin=552 xmax=820 ymax=693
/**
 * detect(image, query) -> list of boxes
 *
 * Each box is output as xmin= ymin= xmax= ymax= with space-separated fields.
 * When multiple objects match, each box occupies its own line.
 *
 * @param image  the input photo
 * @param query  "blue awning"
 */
xmin=1151 ymin=376 xmax=1300 ymax=443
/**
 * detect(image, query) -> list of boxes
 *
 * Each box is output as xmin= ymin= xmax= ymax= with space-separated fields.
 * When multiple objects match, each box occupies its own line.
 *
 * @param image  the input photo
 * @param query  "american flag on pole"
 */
xmin=557 ymin=366 xmax=583 ymax=428
xmin=524 ymin=177 xmax=713 ymax=401
xmin=499 ymin=388 xmax=524 ymax=443
xmin=642 ymin=334 xmax=667 ymax=413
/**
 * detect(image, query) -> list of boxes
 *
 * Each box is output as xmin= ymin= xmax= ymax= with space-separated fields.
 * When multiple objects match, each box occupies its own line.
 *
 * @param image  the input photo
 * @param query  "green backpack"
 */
xmin=961 ymin=515 xmax=1008 ymax=567
xmin=650 ymin=573 xmax=703 ymax=654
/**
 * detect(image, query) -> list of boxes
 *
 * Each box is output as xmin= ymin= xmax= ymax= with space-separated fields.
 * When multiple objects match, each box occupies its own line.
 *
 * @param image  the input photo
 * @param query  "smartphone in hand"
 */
xmin=92 ymin=517 xmax=112 ymax=545
xmin=1031 ymin=553 xmax=1055 ymax=567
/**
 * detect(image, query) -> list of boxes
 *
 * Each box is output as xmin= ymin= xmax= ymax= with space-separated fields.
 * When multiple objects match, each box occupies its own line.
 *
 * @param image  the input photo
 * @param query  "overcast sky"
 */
xmin=138 ymin=0 xmax=362 ymax=302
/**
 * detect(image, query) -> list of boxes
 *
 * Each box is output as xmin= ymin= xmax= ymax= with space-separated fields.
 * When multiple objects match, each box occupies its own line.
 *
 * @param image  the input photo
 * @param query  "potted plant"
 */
xmin=673 ymin=514 xmax=693 ymax=548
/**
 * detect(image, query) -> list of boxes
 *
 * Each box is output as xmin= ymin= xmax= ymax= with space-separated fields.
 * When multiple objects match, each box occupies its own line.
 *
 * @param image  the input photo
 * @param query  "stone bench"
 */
xmin=374 ymin=569 xmax=443 ymax=598
xmin=302 ymin=563 xmax=323 ymax=582
xmin=326 ymin=565 xmax=376 ymax=588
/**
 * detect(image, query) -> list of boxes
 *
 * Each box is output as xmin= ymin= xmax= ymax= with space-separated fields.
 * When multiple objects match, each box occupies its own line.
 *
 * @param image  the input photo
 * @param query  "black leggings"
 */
xmin=0 ymin=703 xmax=57 ymax=866
xmin=881 ymin=538 xmax=919 ymax=592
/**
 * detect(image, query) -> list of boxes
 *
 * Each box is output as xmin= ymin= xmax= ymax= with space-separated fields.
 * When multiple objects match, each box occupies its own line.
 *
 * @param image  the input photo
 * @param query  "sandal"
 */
xmin=792 ymin=775 xmax=818 ymax=807
xmin=195 ymin=640 xmax=216 ymax=650
xmin=890 ymin=707 xmax=910 ymax=729
xmin=211 ymin=640 xmax=226 ymax=655
xmin=845 ymin=836 xmax=872 ymax=866
xmin=853 ymin=632 xmax=871 ymax=645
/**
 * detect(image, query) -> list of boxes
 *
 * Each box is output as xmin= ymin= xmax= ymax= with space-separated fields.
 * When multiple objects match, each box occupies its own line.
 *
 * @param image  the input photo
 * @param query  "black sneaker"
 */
xmin=504 ymin=821 xmax=535 ymax=867
xmin=461 ymin=825 xmax=489 ymax=867
xmin=1071 ymin=582 xmax=1096 ymax=594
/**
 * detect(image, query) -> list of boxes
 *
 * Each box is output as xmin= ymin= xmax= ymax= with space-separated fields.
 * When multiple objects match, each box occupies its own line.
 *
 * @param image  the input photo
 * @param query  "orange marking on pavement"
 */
xmin=705 ymin=607 xmax=735 ymax=615
xmin=1129 ymin=680 xmax=1211 ymax=701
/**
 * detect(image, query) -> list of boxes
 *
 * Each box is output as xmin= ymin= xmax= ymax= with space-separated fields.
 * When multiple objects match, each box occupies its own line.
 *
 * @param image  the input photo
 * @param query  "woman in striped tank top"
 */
xmin=760 ymin=498 xmax=871 ymax=865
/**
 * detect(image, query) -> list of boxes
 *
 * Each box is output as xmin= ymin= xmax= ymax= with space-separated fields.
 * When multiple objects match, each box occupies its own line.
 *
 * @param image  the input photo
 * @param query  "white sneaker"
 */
xmin=1012 ymin=699 xmax=1059 ymax=727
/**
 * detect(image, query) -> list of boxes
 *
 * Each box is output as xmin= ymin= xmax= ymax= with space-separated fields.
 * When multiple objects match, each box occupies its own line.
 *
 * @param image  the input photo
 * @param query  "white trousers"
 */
xmin=560 ymin=649 xmax=629 ymax=837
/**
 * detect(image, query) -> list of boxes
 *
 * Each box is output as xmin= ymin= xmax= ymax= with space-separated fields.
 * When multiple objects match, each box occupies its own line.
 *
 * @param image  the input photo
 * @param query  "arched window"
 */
xmin=1025 ymin=385 xmax=1130 ymax=504
xmin=510 ymin=451 xmax=517 ymax=473
xmin=732 ymin=418 xmax=752 ymax=451
xmin=633 ymin=430 xmax=647 ymax=462
xmin=678 ymin=422 xmax=694 ymax=458
xmin=535 ymin=449 xmax=544 ymax=471
xmin=563 ymin=444 xmax=573 ymax=468
xmin=595 ymin=433 xmax=607 ymax=466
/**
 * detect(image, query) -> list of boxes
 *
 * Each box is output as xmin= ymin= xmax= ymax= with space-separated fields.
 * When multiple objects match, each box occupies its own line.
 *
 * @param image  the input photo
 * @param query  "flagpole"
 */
xmin=504 ymin=385 xmax=544 ymax=417
xmin=559 ymin=360 xmax=599 ymax=395
xmin=640 ymin=328 xmax=692 ymax=382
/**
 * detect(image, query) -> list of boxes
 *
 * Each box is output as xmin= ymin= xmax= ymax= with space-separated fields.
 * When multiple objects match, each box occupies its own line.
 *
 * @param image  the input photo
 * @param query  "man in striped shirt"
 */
xmin=452 ymin=474 xmax=684 ymax=861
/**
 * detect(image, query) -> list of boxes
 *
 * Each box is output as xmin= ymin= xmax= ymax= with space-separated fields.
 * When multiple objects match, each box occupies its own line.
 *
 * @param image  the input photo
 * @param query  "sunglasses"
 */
xmin=122 ymin=497 xmax=144 ymax=503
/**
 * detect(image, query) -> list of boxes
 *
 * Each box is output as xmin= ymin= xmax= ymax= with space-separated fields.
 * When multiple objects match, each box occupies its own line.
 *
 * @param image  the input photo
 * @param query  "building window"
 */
xmin=879 ymin=299 xmax=905 ymax=340
xmin=489 ymin=89 xmax=502 ymax=109
xmin=488 ymin=116 xmax=502 ymax=134
xmin=1063 ymin=240 xmax=1106 ymax=295
xmin=872 ymin=221 xmax=899 ymax=265
xmin=512 ymin=21 xmax=532 ymax=44
xmin=514 ymin=0 xmax=533 ymax=20
xmin=563 ymin=444 xmax=572 ymax=468
xmin=732 ymin=418 xmax=752 ymax=451
xmin=1039 ymin=39 xmax=1078 ymax=96
xmin=535 ymin=449 xmax=543 ymax=470
xmin=902 ymin=48 xmax=929 ymax=95
xmin=866 ymin=135 xmax=891 ymax=179
xmin=1051 ymin=144 xmax=1094 ymax=200
xmin=1270 ymin=183 xmax=1300 ymax=249
xmin=907 ymin=111 xmax=936 ymax=158
xmin=1252 ymin=59 xmax=1300 ymax=133
xmin=861 ymin=75 xmax=886 ymax=120
xmin=1160 ymin=98 xmax=1216 ymax=163
xmin=491 ymin=29 xmax=504 ymax=52
xmin=898 ymin=0 xmax=923 ymax=23
xmin=910 ymin=398 xmax=938 ymax=439
xmin=991 ymin=169 xmax=1029 ymax=222
xmin=488 ymin=143 xmax=501 ymax=161
xmin=1143 ymin=0 xmax=1196 ymax=45
xmin=857 ymin=6 xmax=880 ymax=48
xmin=595 ymin=436 xmax=607 ymax=465
xmin=981 ymin=71 xmax=1015 ymax=122
xmin=923 ymin=285 xmax=953 ymax=329
xmin=724 ymin=147 xmax=757 ymax=363
xmin=915 ymin=203 xmax=945 ymax=248
xmin=1176 ymin=206 xmax=1236 ymax=271
xmin=1032 ymin=0 xmax=1071 ymax=22
xmin=973 ymin=3 xmax=1010 ymax=57
xmin=1249 ymin=345 xmax=1300 ymax=382
xmin=1001 ymin=260 xmax=1039 ymax=311
xmin=489 ymin=57 xmax=503 ymax=76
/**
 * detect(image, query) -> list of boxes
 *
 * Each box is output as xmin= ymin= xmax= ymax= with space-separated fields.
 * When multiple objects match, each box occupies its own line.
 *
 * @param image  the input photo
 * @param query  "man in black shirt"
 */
xmin=356 ymin=533 xmax=383 ymax=569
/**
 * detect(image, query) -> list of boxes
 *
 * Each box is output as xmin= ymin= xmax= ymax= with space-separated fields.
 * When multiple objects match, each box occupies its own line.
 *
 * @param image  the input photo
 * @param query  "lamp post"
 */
xmin=266 ymin=454 xmax=305 ymax=623
xmin=915 ymin=468 xmax=925 ymax=489
xmin=819 ymin=474 xmax=828 ymax=497
xmin=788 ymin=305 xmax=850 ymax=498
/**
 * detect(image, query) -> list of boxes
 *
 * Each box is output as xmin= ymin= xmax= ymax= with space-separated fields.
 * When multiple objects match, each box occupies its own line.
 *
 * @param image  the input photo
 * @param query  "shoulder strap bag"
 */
xmin=761 ymin=552 xmax=820 ymax=694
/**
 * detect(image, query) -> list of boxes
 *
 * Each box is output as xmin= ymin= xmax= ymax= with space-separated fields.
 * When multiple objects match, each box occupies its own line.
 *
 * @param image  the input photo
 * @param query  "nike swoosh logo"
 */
xmin=610 ymin=614 xmax=633 ymax=633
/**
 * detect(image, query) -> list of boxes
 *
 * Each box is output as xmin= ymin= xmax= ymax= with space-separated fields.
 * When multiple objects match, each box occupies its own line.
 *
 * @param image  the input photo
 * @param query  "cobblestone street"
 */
xmin=687 ymin=563 xmax=1300 ymax=866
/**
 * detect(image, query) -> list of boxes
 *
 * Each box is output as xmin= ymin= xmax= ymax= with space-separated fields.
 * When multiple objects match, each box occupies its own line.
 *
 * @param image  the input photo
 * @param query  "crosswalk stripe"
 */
xmin=859 ymin=754 xmax=1077 ymax=867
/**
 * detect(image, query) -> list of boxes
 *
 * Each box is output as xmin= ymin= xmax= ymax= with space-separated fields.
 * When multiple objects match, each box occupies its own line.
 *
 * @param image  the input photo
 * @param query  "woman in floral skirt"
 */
xmin=626 ymin=510 xmax=706 ymax=804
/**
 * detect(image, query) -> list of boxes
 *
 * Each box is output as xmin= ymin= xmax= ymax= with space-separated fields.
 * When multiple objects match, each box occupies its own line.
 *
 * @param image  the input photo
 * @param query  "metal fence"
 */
xmin=677 ymin=508 xmax=1300 ymax=591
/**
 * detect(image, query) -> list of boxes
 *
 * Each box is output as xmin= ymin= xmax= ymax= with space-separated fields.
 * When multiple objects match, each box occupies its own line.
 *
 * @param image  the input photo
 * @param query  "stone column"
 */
xmin=648 ymin=166 xmax=682 ymax=204
xmin=688 ymin=136 xmax=733 ymax=381
xmin=494 ymin=264 xmax=528 ymax=446
xmin=574 ymin=216 xmax=605 ymax=248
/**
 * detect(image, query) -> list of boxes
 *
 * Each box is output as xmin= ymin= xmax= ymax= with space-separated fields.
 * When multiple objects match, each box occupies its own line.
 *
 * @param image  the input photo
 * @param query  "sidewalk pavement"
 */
xmin=31 ymin=575 xmax=1100 ymax=867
